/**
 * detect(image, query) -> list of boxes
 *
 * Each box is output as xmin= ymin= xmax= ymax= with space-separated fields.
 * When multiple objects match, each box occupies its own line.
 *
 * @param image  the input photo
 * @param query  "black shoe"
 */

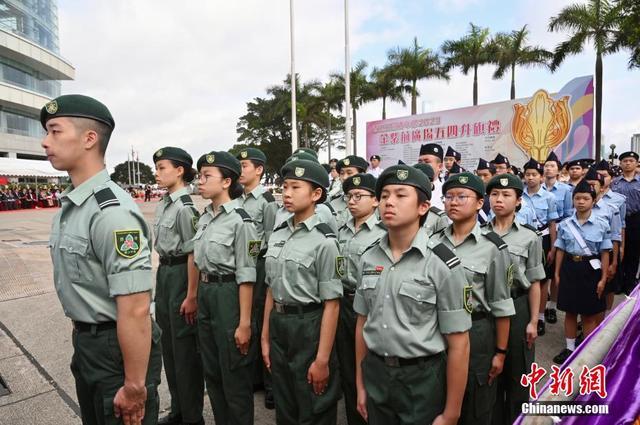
xmin=553 ymin=348 xmax=574 ymax=364
xmin=537 ymin=320 xmax=546 ymax=336
xmin=158 ymin=415 xmax=182 ymax=425
xmin=264 ymin=390 xmax=275 ymax=410
xmin=545 ymin=308 xmax=558 ymax=324
xmin=576 ymin=332 xmax=584 ymax=346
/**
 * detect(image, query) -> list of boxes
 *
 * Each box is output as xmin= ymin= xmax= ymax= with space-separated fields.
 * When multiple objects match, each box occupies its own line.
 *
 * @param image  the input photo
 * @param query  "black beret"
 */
xmin=153 ymin=147 xmax=193 ymax=167
xmin=595 ymin=159 xmax=612 ymax=174
xmin=376 ymin=165 xmax=432 ymax=200
xmin=413 ymin=162 xmax=435 ymax=181
xmin=281 ymin=159 xmax=329 ymax=188
xmin=336 ymin=155 xmax=369 ymax=172
xmin=523 ymin=158 xmax=544 ymax=174
xmin=567 ymin=159 xmax=583 ymax=168
xmin=491 ymin=153 xmax=510 ymax=167
xmin=292 ymin=147 xmax=318 ymax=158
xmin=476 ymin=158 xmax=495 ymax=173
xmin=445 ymin=146 xmax=461 ymax=161
xmin=419 ymin=143 xmax=444 ymax=161
xmin=370 ymin=154 xmax=381 ymax=161
xmin=486 ymin=173 xmax=524 ymax=195
xmin=343 ymin=173 xmax=376 ymax=194
xmin=196 ymin=151 xmax=241 ymax=176
xmin=236 ymin=147 xmax=267 ymax=164
xmin=579 ymin=158 xmax=596 ymax=167
xmin=573 ymin=179 xmax=596 ymax=197
xmin=449 ymin=162 xmax=462 ymax=174
xmin=40 ymin=94 xmax=115 ymax=129
xmin=545 ymin=151 xmax=562 ymax=167
xmin=442 ymin=172 xmax=485 ymax=197
xmin=584 ymin=167 xmax=605 ymax=185
xmin=619 ymin=151 xmax=639 ymax=161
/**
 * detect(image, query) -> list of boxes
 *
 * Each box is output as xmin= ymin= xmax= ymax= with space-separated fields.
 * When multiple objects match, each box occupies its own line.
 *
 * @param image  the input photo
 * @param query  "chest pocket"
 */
xmin=284 ymin=252 xmax=314 ymax=283
xmin=507 ymin=245 xmax=528 ymax=269
xmin=531 ymin=198 xmax=549 ymax=219
xmin=59 ymin=234 xmax=90 ymax=283
xmin=155 ymin=215 xmax=176 ymax=244
xmin=463 ymin=262 xmax=487 ymax=287
xmin=264 ymin=245 xmax=283 ymax=284
xmin=397 ymin=280 xmax=436 ymax=325
xmin=205 ymin=231 xmax=234 ymax=265
xmin=360 ymin=275 xmax=380 ymax=308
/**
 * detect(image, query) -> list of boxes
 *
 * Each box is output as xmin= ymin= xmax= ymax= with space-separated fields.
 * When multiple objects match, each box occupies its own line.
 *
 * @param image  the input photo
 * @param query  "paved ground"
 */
xmin=0 ymin=197 xmax=619 ymax=424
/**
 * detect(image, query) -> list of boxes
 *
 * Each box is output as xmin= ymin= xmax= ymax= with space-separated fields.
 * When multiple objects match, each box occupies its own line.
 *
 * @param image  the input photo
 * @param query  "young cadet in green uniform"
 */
xmin=191 ymin=151 xmax=258 ymax=425
xmin=484 ymin=174 xmax=545 ymax=425
xmin=331 ymin=156 xmax=369 ymax=228
xmin=336 ymin=173 xmax=386 ymax=425
xmin=152 ymin=148 xmax=204 ymax=425
xmin=429 ymin=172 xmax=515 ymax=425
xmin=41 ymin=95 xmax=162 ymax=425
xmin=235 ymin=147 xmax=278 ymax=408
xmin=413 ymin=162 xmax=449 ymax=235
xmin=261 ymin=159 xmax=343 ymax=425
xmin=353 ymin=164 xmax=471 ymax=425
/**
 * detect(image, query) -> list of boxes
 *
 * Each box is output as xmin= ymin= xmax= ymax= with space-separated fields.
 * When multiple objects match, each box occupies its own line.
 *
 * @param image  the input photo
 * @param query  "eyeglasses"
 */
xmin=196 ymin=173 xmax=224 ymax=182
xmin=442 ymin=194 xmax=474 ymax=203
xmin=343 ymin=193 xmax=375 ymax=202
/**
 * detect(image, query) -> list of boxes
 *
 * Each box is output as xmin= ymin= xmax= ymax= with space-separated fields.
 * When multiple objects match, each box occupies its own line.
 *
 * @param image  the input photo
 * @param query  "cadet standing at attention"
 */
xmin=42 ymin=95 xmax=162 ymax=425
xmin=336 ymin=173 xmax=386 ymax=425
xmin=235 ymin=147 xmax=278 ymax=409
xmin=261 ymin=159 xmax=343 ymax=425
xmin=354 ymin=164 xmax=471 ymax=425
xmin=152 ymin=148 xmax=204 ymax=425
xmin=412 ymin=162 xmax=449 ymax=235
xmin=191 ymin=151 xmax=258 ymax=425
xmin=429 ymin=172 xmax=515 ymax=425
xmin=331 ymin=155 xmax=370 ymax=228
xmin=417 ymin=143 xmax=445 ymax=209
xmin=484 ymin=174 xmax=545 ymax=425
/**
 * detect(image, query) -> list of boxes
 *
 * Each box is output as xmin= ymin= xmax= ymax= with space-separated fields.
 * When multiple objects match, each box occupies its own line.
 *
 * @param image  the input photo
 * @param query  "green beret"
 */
xmin=337 ymin=155 xmax=369 ymax=172
xmin=40 ymin=94 xmax=114 ymax=129
xmin=236 ymin=147 xmax=267 ymax=164
xmin=293 ymin=147 xmax=318 ymax=158
xmin=442 ymin=172 xmax=484 ymax=197
xmin=485 ymin=173 xmax=523 ymax=195
xmin=413 ymin=162 xmax=435 ymax=181
xmin=153 ymin=146 xmax=193 ymax=167
xmin=281 ymin=152 xmax=319 ymax=175
xmin=375 ymin=165 xmax=432 ymax=200
xmin=343 ymin=173 xmax=376 ymax=194
xmin=281 ymin=159 xmax=329 ymax=188
xmin=196 ymin=151 xmax=241 ymax=176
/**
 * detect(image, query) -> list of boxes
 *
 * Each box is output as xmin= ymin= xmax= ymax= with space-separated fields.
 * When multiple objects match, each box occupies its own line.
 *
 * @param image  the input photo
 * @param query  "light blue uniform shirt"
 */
xmin=554 ymin=213 xmax=613 ymax=256
xmin=592 ymin=198 xmax=622 ymax=242
xmin=487 ymin=198 xmax=538 ymax=227
xmin=523 ymin=187 xmax=559 ymax=228
xmin=602 ymin=190 xmax=627 ymax=228
xmin=542 ymin=180 xmax=573 ymax=220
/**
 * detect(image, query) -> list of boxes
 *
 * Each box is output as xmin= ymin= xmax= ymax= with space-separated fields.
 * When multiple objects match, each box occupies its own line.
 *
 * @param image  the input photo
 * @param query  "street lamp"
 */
xmin=609 ymin=144 xmax=617 ymax=165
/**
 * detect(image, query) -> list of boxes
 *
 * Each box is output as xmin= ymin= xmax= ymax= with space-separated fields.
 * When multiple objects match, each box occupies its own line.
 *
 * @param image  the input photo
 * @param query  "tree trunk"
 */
xmin=510 ymin=63 xmax=516 ymax=100
xmin=327 ymin=110 xmax=332 ymax=160
xmin=595 ymin=52 xmax=602 ymax=160
xmin=353 ymin=106 xmax=357 ymax=155
xmin=382 ymin=96 xmax=387 ymax=120
xmin=411 ymin=80 xmax=417 ymax=115
xmin=473 ymin=65 xmax=478 ymax=105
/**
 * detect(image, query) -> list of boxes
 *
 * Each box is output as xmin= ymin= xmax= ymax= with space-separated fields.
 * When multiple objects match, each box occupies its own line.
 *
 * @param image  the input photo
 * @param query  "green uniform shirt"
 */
xmin=265 ymin=214 xmax=343 ymax=304
xmin=274 ymin=204 xmax=339 ymax=234
xmin=48 ymin=169 xmax=152 ymax=323
xmin=429 ymin=223 xmax=515 ymax=317
xmin=338 ymin=214 xmax=386 ymax=293
xmin=330 ymin=194 xmax=350 ymax=228
xmin=239 ymin=184 xmax=277 ymax=244
xmin=153 ymin=187 xmax=198 ymax=257
xmin=424 ymin=207 xmax=449 ymax=235
xmin=484 ymin=220 xmax=545 ymax=292
xmin=353 ymin=229 xmax=472 ymax=358
xmin=191 ymin=199 xmax=257 ymax=285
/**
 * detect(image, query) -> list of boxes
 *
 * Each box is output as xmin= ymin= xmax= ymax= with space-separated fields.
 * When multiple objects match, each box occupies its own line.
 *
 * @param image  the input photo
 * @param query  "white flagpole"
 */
xmin=344 ymin=0 xmax=352 ymax=156
xmin=290 ymin=0 xmax=298 ymax=153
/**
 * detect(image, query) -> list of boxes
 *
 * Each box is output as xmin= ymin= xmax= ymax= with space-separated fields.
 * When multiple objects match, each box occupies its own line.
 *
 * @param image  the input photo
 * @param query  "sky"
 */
xmin=57 ymin=0 xmax=639 ymax=168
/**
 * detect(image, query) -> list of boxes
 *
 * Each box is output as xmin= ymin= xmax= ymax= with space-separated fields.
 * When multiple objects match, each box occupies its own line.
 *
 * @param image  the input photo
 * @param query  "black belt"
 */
xmin=538 ymin=223 xmax=549 ymax=231
xmin=472 ymin=311 xmax=490 ymax=321
xmin=199 ymin=272 xmax=236 ymax=283
xmin=567 ymin=254 xmax=598 ymax=262
xmin=273 ymin=302 xmax=322 ymax=314
xmin=370 ymin=351 xmax=438 ymax=367
xmin=159 ymin=255 xmax=188 ymax=266
xmin=73 ymin=321 xmax=117 ymax=333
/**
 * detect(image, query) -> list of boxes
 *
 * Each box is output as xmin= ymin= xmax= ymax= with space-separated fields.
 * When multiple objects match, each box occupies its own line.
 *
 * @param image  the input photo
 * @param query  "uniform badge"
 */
xmin=155 ymin=149 xmax=163 ymax=158
xmin=192 ymin=216 xmax=199 ymax=232
xmin=45 ymin=100 xmax=58 ymax=114
xmin=434 ymin=147 xmax=439 ymax=152
xmin=295 ymin=167 xmax=305 ymax=177
xmin=206 ymin=154 xmax=215 ymax=164
xmin=507 ymin=264 xmax=515 ymax=287
xmin=500 ymin=178 xmax=508 ymax=186
xmin=463 ymin=285 xmax=473 ymax=313
xmin=114 ymin=230 xmax=142 ymax=258
xmin=459 ymin=176 xmax=468 ymax=184
xmin=343 ymin=158 xmax=350 ymax=166
xmin=248 ymin=240 xmax=262 ymax=257
xmin=336 ymin=256 xmax=346 ymax=277
xmin=353 ymin=176 xmax=361 ymax=186
xmin=240 ymin=151 xmax=248 ymax=159
xmin=396 ymin=169 xmax=408 ymax=180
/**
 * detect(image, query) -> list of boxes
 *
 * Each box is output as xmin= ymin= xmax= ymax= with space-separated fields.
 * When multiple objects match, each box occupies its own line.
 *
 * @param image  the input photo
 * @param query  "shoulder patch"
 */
xmin=431 ymin=243 xmax=461 ymax=269
xmin=484 ymin=231 xmax=508 ymax=250
xmin=316 ymin=222 xmax=337 ymax=238
xmin=94 ymin=187 xmax=120 ymax=210
xmin=248 ymin=240 xmax=262 ymax=257
xmin=429 ymin=206 xmax=445 ymax=216
xmin=235 ymin=208 xmax=253 ymax=222
xmin=179 ymin=194 xmax=194 ymax=206
xmin=262 ymin=191 xmax=276 ymax=203
xmin=522 ymin=223 xmax=542 ymax=236
xmin=114 ymin=230 xmax=141 ymax=258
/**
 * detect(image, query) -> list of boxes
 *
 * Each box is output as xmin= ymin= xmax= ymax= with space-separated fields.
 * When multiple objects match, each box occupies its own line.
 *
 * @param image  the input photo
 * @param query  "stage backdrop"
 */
xmin=366 ymin=76 xmax=594 ymax=170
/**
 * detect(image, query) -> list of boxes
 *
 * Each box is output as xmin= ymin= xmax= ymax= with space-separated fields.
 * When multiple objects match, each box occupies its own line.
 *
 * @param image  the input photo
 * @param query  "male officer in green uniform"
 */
xmin=152 ymin=147 xmax=204 ymax=425
xmin=41 ymin=94 xmax=162 ymax=425
xmin=331 ymin=155 xmax=369 ymax=228
xmin=354 ymin=164 xmax=472 ymax=425
xmin=429 ymin=172 xmax=515 ymax=425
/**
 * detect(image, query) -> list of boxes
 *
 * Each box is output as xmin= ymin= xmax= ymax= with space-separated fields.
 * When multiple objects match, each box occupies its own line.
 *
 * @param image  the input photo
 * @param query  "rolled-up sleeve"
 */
xmin=486 ymin=249 xmax=515 ymax=317
xmin=234 ymin=220 xmax=258 ymax=284
xmin=435 ymin=264 xmax=472 ymax=334
xmin=316 ymin=239 xmax=343 ymax=301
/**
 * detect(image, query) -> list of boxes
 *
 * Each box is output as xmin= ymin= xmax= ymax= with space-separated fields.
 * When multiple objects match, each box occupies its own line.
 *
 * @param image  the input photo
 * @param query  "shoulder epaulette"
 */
xmin=94 ymin=187 xmax=120 ymax=210
xmin=179 ymin=194 xmax=194 ymax=206
xmin=431 ymin=243 xmax=461 ymax=269
xmin=480 ymin=222 xmax=490 ymax=228
xmin=324 ymin=202 xmax=337 ymax=216
xmin=262 ymin=191 xmax=276 ymax=203
xmin=235 ymin=208 xmax=253 ymax=222
xmin=432 ymin=227 xmax=446 ymax=236
xmin=522 ymin=223 xmax=542 ymax=236
xmin=362 ymin=239 xmax=381 ymax=256
xmin=316 ymin=222 xmax=337 ymax=238
xmin=376 ymin=221 xmax=387 ymax=231
xmin=429 ymin=206 xmax=445 ymax=216
xmin=484 ymin=231 xmax=508 ymax=250
xmin=273 ymin=221 xmax=288 ymax=233
xmin=330 ymin=193 xmax=342 ymax=201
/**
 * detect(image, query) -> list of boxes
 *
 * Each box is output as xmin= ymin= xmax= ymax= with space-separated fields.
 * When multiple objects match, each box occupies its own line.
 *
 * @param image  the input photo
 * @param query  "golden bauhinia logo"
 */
xmin=459 ymin=176 xmax=468 ymax=184
xmin=206 ymin=154 xmax=215 ymax=164
xmin=295 ymin=167 xmax=305 ymax=177
xmin=353 ymin=176 xmax=361 ymax=186
xmin=155 ymin=149 xmax=163 ymax=158
xmin=45 ymin=100 xmax=58 ymax=114
xmin=240 ymin=151 xmax=248 ymax=158
xmin=396 ymin=169 xmax=408 ymax=180
xmin=500 ymin=178 xmax=509 ymax=186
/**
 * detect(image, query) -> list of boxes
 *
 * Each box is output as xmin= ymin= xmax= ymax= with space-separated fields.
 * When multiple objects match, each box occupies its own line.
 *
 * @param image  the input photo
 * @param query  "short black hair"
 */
xmin=417 ymin=188 xmax=429 ymax=227
xmin=311 ymin=182 xmax=328 ymax=204
xmin=70 ymin=117 xmax=112 ymax=155
xmin=220 ymin=167 xmax=244 ymax=199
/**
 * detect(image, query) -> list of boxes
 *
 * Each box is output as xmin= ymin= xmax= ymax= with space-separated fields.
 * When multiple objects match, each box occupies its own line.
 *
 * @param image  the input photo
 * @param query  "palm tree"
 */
xmin=369 ymin=66 xmax=410 ymax=119
xmin=613 ymin=0 xmax=640 ymax=69
xmin=549 ymin=0 xmax=625 ymax=160
xmin=492 ymin=25 xmax=553 ymax=99
xmin=330 ymin=60 xmax=374 ymax=155
xmin=441 ymin=23 xmax=493 ymax=106
xmin=319 ymin=81 xmax=344 ymax=159
xmin=387 ymin=37 xmax=449 ymax=115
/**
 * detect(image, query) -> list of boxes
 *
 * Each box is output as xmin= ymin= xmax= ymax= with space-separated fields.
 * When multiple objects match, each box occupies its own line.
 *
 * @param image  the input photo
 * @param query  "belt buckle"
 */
xmin=384 ymin=356 xmax=400 ymax=367
xmin=274 ymin=303 xmax=285 ymax=313
xmin=200 ymin=272 xmax=209 ymax=283
xmin=572 ymin=255 xmax=582 ymax=262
